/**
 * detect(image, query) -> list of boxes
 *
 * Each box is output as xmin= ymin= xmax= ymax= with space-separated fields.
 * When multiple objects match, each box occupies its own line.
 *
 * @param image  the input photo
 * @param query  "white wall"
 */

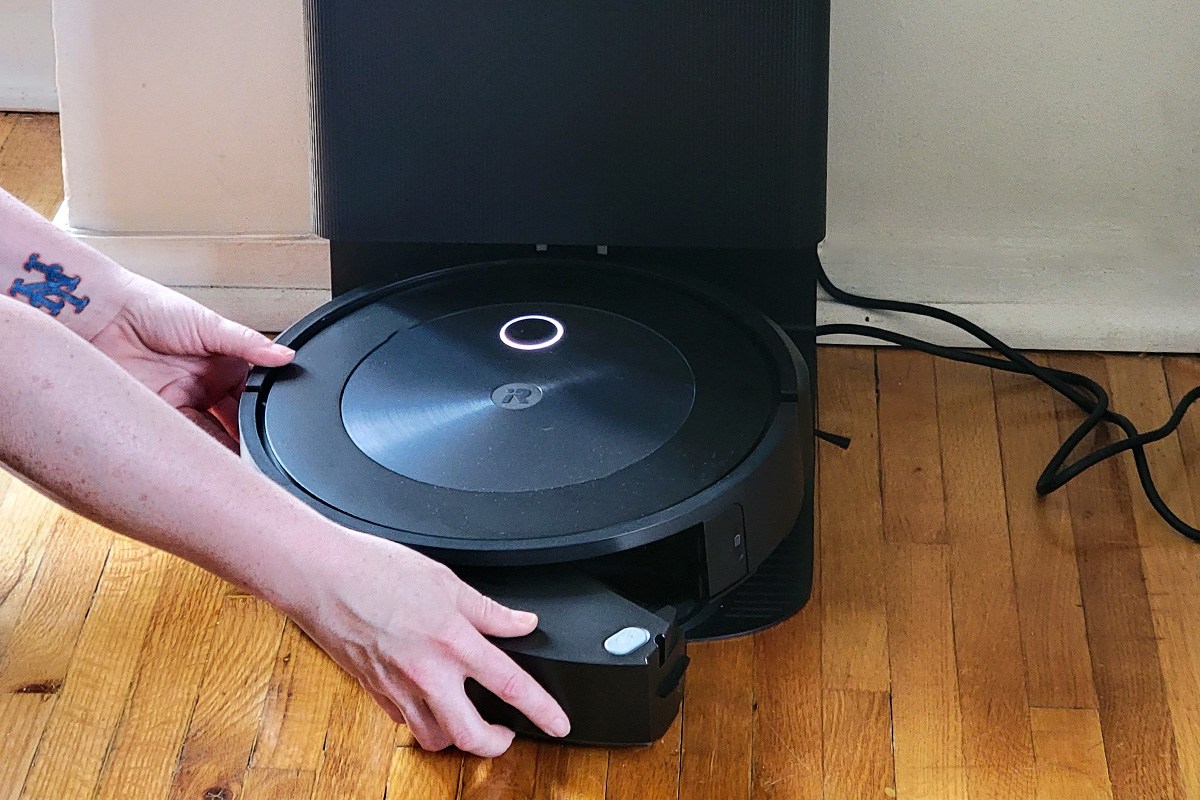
xmin=52 ymin=0 xmax=326 ymax=329
xmin=53 ymin=0 xmax=311 ymax=235
xmin=821 ymin=0 xmax=1200 ymax=350
xmin=51 ymin=1 xmax=1200 ymax=348
xmin=0 ymin=0 xmax=58 ymax=110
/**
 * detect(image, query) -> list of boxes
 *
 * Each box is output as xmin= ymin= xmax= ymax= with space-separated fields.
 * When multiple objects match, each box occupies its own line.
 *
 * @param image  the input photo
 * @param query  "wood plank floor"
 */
xmin=2 ymin=112 xmax=1198 ymax=798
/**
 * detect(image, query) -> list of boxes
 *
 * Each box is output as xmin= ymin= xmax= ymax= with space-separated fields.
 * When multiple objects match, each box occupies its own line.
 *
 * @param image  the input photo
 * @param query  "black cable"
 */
xmin=815 ymin=428 xmax=852 ymax=449
xmin=815 ymin=323 xmax=1200 ymax=489
xmin=805 ymin=260 xmax=1200 ymax=543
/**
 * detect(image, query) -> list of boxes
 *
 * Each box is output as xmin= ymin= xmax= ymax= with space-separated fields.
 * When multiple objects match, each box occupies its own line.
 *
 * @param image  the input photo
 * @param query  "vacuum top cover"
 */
xmin=242 ymin=260 xmax=797 ymax=564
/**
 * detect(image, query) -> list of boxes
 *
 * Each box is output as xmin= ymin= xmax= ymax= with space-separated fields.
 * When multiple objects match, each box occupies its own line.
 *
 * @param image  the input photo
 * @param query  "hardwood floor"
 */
xmin=2 ymin=111 xmax=1198 ymax=799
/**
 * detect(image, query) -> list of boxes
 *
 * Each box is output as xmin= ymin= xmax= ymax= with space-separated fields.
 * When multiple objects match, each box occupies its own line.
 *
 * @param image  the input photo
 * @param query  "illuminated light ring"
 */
xmin=499 ymin=315 xmax=564 ymax=351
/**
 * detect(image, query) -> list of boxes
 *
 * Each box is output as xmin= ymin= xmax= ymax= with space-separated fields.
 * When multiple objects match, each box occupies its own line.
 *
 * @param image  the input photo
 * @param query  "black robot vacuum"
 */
xmin=241 ymin=1 xmax=829 ymax=746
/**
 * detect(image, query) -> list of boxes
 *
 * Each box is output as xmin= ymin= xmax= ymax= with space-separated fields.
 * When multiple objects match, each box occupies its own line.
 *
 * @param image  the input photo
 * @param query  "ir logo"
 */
xmin=491 ymin=383 xmax=544 ymax=410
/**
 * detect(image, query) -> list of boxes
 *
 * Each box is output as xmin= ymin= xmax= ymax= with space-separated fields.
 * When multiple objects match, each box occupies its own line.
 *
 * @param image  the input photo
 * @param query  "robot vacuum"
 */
xmin=241 ymin=257 xmax=812 ymax=744
xmin=243 ymin=0 xmax=829 ymax=746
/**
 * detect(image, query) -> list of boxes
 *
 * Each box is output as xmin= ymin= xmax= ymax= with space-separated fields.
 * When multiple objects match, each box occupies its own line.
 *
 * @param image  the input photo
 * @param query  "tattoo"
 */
xmin=8 ymin=253 xmax=90 ymax=316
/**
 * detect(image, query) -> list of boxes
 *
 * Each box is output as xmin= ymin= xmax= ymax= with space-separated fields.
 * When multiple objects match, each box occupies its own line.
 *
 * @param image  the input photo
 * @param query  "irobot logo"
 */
xmin=492 ymin=383 xmax=544 ymax=409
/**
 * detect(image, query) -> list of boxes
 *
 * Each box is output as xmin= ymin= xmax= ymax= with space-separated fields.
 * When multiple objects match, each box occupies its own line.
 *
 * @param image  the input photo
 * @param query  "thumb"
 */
xmin=459 ymin=587 xmax=539 ymax=639
xmin=200 ymin=313 xmax=295 ymax=367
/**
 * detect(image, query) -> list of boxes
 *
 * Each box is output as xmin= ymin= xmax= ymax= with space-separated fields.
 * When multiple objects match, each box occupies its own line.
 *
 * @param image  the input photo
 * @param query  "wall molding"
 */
xmin=0 ymin=86 xmax=58 ymax=113
xmin=819 ymin=226 xmax=1200 ymax=353
xmin=167 ymin=286 xmax=331 ymax=333
xmin=61 ymin=221 xmax=331 ymax=331
xmin=61 ymin=223 xmax=1199 ymax=351
xmin=817 ymin=299 xmax=1196 ymax=353
xmin=0 ymin=1 xmax=58 ymax=112
xmin=156 ymin=288 xmax=1200 ymax=352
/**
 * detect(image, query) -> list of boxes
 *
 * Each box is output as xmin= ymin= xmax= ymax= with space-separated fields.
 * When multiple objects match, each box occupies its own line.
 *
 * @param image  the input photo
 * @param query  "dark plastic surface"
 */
xmin=702 ymin=504 xmax=750 ymax=597
xmin=686 ymin=494 xmax=815 ymax=640
xmin=327 ymin=244 xmax=820 ymax=403
xmin=243 ymin=260 xmax=807 ymax=565
xmin=308 ymin=2 xmax=830 ymax=249
xmin=340 ymin=302 xmax=696 ymax=493
xmin=241 ymin=259 xmax=816 ymax=639
xmin=287 ymin=0 xmax=830 ymax=737
xmin=461 ymin=567 xmax=686 ymax=746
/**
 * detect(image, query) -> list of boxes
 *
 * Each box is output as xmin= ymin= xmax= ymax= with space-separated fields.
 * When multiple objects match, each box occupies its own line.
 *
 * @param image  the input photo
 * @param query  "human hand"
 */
xmin=282 ymin=527 xmax=571 ymax=756
xmin=88 ymin=273 xmax=293 ymax=448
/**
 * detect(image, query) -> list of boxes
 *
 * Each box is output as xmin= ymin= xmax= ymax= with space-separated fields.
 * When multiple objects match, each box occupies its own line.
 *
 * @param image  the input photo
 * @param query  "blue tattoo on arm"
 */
xmin=8 ymin=253 xmax=90 ymax=316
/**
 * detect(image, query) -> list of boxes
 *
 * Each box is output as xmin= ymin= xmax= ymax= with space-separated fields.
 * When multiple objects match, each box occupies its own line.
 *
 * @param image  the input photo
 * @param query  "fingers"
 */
xmin=363 ymin=684 xmax=406 ymax=725
xmin=364 ymin=684 xmax=452 ymax=752
xmin=457 ymin=585 xmax=539 ymax=638
xmin=252 ymin=342 xmax=296 ymax=367
xmin=398 ymin=697 xmax=453 ymax=752
xmin=452 ymin=587 xmax=570 ymax=742
xmin=200 ymin=314 xmax=294 ymax=367
xmin=210 ymin=394 xmax=241 ymax=440
xmin=370 ymin=655 xmax=513 ymax=756
xmin=463 ymin=639 xmax=571 ymax=741
xmin=422 ymin=681 xmax=517 ymax=758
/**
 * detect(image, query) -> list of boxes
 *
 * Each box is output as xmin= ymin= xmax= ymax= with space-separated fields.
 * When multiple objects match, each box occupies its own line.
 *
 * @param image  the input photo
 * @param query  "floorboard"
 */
xmin=678 ymin=637 xmax=755 ymax=800
xmin=992 ymin=358 xmax=1098 ymax=710
xmin=169 ymin=596 xmax=286 ymax=800
xmin=1104 ymin=356 xmax=1200 ymax=799
xmin=1049 ymin=354 xmax=1184 ymax=800
xmin=936 ymin=359 xmax=1036 ymax=800
xmin=4 ymin=114 xmax=1200 ymax=799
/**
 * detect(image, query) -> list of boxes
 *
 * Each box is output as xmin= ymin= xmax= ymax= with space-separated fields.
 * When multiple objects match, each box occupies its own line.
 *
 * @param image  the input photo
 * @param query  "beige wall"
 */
xmin=50 ymin=1 xmax=1200 ymax=346
xmin=0 ymin=0 xmax=58 ymax=110
xmin=823 ymin=0 xmax=1200 ymax=330
xmin=53 ymin=0 xmax=312 ymax=235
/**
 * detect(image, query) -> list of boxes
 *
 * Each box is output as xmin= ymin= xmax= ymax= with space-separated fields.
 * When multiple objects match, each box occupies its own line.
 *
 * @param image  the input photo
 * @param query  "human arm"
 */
xmin=0 ymin=269 xmax=569 ymax=757
xmin=1 ymin=187 xmax=295 ymax=447
xmin=0 ymin=187 xmax=129 ymax=339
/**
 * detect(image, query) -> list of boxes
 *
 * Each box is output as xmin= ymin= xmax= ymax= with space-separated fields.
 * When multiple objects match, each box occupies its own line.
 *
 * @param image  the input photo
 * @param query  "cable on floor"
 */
xmin=790 ymin=257 xmax=1200 ymax=544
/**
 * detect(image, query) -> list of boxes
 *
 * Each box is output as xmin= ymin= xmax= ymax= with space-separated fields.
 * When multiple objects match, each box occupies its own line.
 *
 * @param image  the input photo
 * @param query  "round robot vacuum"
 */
xmin=239 ymin=259 xmax=809 ymax=570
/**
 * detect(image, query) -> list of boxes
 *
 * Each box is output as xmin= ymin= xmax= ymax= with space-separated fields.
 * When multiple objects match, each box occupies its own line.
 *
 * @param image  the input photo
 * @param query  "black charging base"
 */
xmin=463 ymin=567 xmax=688 ymax=746
xmin=684 ymin=492 xmax=814 ymax=641
xmin=324 ymin=241 xmax=819 ymax=643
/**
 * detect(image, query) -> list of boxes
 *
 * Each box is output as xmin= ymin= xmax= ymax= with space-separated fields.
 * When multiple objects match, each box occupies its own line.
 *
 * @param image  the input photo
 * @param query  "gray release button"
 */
xmin=603 ymin=626 xmax=652 ymax=656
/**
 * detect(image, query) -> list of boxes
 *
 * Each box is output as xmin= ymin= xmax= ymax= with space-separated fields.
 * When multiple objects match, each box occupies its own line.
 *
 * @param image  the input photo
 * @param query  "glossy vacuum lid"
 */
xmin=241 ymin=259 xmax=798 ymax=565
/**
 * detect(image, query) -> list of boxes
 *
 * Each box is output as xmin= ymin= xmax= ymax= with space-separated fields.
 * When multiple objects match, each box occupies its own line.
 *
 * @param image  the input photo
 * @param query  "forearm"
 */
xmin=1 ymin=187 xmax=132 ymax=340
xmin=0 ymin=207 xmax=573 ymax=755
xmin=0 ymin=297 xmax=330 ymax=614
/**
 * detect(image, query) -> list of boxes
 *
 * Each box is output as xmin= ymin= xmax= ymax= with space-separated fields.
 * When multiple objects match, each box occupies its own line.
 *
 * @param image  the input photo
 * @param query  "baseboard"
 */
xmin=819 ymin=226 xmax=1200 ymax=353
xmin=0 ymin=86 xmax=58 ymax=113
xmin=163 ymin=289 xmax=1198 ymax=351
xmin=170 ymin=286 xmax=332 ymax=333
xmin=817 ymin=299 xmax=1198 ymax=353
xmin=61 ymin=226 xmax=332 ymax=331
xmin=167 ymin=285 xmax=1200 ymax=353
xmin=65 ymin=227 xmax=330 ymax=289
xmin=56 ymin=224 xmax=1198 ymax=351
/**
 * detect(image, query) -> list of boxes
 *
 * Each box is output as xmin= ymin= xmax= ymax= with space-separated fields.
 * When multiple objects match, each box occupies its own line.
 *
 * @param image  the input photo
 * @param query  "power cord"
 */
xmin=795 ymin=257 xmax=1200 ymax=544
